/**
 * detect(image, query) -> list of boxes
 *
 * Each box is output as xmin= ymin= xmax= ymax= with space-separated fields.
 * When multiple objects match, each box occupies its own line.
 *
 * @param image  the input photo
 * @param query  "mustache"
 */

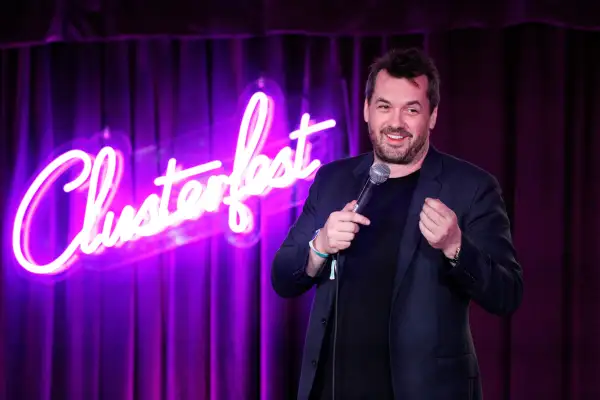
xmin=381 ymin=126 xmax=412 ymax=137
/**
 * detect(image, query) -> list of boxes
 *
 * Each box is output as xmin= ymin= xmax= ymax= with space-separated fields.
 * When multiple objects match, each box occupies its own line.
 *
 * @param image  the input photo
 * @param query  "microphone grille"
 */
xmin=369 ymin=163 xmax=390 ymax=185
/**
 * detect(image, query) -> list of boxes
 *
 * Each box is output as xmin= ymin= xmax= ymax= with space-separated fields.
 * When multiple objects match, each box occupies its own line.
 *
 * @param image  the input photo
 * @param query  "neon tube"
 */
xmin=12 ymin=91 xmax=336 ymax=274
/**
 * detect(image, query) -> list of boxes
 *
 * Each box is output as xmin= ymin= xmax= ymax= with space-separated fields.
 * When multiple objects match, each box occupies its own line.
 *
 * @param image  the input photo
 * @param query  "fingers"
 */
xmin=341 ymin=200 xmax=370 ymax=224
xmin=336 ymin=221 xmax=360 ymax=233
xmin=419 ymin=220 xmax=440 ymax=249
xmin=424 ymin=198 xmax=450 ymax=218
xmin=419 ymin=198 xmax=461 ymax=252
xmin=335 ymin=240 xmax=352 ymax=250
xmin=320 ymin=201 xmax=370 ymax=253
xmin=326 ymin=222 xmax=357 ymax=249
xmin=342 ymin=200 xmax=357 ymax=212
xmin=422 ymin=203 xmax=444 ymax=224
xmin=333 ymin=231 xmax=355 ymax=242
xmin=324 ymin=233 xmax=353 ymax=251
xmin=420 ymin=198 xmax=448 ymax=235
xmin=420 ymin=208 xmax=439 ymax=228
xmin=336 ymin=211 xmax=370 ymax=226
xmin=419 ymin=219 xmax=435 ymax=240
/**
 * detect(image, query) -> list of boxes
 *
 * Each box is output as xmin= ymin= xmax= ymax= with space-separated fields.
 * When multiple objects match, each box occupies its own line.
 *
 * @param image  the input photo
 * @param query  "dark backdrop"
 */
xmin=2 ymin=0 xmax=600 ymax=46
xmin=1 ymin=7 xmax=600 ymax=400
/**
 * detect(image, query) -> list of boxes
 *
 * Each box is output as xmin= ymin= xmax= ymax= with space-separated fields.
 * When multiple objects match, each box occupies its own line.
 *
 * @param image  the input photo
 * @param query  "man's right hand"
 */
xmin=314 ymin=200 xmax=371 ymax=255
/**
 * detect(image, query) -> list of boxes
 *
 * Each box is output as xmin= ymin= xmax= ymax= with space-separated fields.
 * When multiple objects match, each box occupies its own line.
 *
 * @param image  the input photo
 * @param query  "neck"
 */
xmin=375 ymin=141 xmax=429 ymax=178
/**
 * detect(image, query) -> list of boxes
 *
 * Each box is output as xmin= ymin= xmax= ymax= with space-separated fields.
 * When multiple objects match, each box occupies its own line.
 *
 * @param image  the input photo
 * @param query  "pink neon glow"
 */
xmin=12 ymin=91 xmax=336 ymax=274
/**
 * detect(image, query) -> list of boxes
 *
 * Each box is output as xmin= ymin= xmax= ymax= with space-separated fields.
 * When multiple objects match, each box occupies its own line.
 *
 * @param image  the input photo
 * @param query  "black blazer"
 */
xmin=271 ymin=146 xmax=523 ymax=400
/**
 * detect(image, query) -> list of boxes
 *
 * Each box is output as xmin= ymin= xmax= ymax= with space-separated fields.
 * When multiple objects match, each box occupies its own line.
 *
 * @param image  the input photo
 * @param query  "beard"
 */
xmin=369 ymin=124 xmax=428 ymax=165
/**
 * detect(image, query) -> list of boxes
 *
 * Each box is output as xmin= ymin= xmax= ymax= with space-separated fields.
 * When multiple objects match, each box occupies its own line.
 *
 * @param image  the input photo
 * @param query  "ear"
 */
xmin=429 ymin=106 xmax=438 ymax=130
xmin=363 ymin=98 xmax=369 ymax=123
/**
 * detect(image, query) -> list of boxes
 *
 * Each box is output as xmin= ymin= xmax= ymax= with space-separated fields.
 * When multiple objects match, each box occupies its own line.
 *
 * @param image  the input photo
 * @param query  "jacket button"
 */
xmin=321 ymin=318 xmax=327 ymax=325
xmin=311 ymin=360 xmax=317 ymax=367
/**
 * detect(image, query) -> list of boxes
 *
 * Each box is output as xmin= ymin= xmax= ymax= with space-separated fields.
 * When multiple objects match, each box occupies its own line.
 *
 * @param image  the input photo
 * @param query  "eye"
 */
xmin=406 ymin=107 xmax=419 ymax=114
xmin=377 ymin=104 xmax=390 ymax=110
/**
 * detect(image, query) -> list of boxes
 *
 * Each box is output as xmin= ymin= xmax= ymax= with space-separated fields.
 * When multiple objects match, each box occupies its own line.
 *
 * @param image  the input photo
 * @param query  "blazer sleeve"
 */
xmin=270 ymin=168 xmax=325 ymax=298
xmin=444 ymin=175 xmax=523 ymax=316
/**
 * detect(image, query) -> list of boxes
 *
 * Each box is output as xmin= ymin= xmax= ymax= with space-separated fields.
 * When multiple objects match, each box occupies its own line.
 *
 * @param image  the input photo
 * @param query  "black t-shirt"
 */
xmin=311 ymin=170 xmax=420 ymax=400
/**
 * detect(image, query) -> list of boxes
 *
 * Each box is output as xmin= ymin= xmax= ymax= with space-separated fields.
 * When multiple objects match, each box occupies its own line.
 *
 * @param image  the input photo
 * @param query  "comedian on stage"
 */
xmin=271 ymin=47 xmax=523 ymax=400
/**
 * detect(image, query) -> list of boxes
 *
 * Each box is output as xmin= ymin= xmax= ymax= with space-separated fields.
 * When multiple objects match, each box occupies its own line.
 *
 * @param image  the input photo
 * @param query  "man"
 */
xmin=271 ymin=47 xmax=523 ymax=400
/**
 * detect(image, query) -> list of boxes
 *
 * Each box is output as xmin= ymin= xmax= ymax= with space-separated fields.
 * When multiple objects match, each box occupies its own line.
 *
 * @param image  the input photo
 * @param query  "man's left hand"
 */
xmin=419 ymin=197 xmax=461 ymax=259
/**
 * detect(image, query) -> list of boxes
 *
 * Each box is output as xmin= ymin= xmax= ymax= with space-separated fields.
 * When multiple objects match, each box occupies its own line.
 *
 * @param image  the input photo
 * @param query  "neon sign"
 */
xmin=12 ymin=91 xmax=336 ymax=275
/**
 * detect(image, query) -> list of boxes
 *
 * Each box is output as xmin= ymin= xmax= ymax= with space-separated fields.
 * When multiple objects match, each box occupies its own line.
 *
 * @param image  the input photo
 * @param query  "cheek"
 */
xmin=368 ymin=110 xmax=381 ymax=124
xmin=409 ymin=118 xmax=429 ymax=133
xmin=368 ymin=114 xmax=384 ymax=131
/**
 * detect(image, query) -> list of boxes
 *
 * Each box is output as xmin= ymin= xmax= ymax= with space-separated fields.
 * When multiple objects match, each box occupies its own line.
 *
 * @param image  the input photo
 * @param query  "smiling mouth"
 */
xmin=386 ymin=133 xmax=404 ymax=139
xmin=385 ymin=133 xmax=410 ymax=142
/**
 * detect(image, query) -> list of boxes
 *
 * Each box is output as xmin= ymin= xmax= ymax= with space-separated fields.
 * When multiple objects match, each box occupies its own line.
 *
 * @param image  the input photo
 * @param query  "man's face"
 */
xmin=364 ymin=70 xmax=438 ymax=165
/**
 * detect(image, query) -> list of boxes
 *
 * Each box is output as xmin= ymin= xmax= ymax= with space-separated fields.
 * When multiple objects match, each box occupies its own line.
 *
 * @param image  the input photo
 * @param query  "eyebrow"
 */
xmin=375 ymin=97 xmax=392 ymax=105
xmin=375 ymin=98 xmax=422 ymax=107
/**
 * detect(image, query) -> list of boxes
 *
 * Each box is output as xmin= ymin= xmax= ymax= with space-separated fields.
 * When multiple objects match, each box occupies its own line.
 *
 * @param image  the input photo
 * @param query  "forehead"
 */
xmin=372 ymin=70 xmax=429 ymax=104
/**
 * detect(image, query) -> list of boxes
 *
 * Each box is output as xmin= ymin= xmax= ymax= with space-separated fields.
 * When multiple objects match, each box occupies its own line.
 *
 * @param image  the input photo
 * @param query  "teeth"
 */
xmin=387 ymin=134 xmax=404 ymax=139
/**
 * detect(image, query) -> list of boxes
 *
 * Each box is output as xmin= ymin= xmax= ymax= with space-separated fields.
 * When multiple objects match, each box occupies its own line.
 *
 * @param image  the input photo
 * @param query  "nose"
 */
xmin=390 ymin=107 xmax=406 ymax=127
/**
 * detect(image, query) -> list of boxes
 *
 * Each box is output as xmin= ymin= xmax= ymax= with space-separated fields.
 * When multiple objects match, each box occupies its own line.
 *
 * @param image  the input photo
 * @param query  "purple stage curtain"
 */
xmin=2 ymin=0 xmax=600 ymax=48
xmin=1 ymin=24 xmax=600 ymax=400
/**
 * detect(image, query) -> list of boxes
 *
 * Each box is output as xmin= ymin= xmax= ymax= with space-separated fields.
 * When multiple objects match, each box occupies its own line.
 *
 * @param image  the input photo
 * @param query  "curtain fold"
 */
xmin=1 ymin=25 xmax=599 ymax=400
xmin=3 ymin=1 xmax=600 ymax=47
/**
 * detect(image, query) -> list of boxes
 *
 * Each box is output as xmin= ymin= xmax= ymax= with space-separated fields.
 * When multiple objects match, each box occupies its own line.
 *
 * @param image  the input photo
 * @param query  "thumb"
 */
xmin=342 ymin=200 xmax=357 ymax=211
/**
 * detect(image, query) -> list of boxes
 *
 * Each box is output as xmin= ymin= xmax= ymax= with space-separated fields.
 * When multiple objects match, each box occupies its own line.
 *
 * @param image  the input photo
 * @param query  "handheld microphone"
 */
xmin=352 ymin=163 xmax=391 ymax=214
xmin=330 ymin=162 xmax=390 ymax=399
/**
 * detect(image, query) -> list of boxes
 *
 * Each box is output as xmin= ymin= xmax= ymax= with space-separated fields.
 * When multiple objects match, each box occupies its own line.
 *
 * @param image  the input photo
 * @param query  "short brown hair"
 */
xmin=365 ymin=47 xmax=441 ymax=111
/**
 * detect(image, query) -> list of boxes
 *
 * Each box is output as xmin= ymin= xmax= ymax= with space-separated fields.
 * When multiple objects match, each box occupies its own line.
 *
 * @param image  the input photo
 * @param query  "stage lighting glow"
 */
xmin=12 ymin=91 xmax=336 ymax=275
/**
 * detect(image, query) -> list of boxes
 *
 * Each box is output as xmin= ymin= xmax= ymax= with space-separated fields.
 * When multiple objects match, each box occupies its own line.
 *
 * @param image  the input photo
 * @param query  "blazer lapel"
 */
xmin=391 ymin=146 xmax=443 ymax=306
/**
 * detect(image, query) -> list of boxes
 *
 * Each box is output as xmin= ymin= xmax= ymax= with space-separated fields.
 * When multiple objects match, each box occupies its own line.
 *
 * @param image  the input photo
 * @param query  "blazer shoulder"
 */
xmin=439 ymin=151 xmax=499 ymax=188
xmin=316 ymin=152 xmax=371 ymax=180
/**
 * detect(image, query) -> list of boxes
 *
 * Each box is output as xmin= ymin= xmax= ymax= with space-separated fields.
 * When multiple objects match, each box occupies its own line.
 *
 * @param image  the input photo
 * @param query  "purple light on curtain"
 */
xmin=9 ymin=82 xmax=336 ymax=277
xmin=2 ymin=27 xmax=600 ymax=400
xmin=1 ymin=38 xmax=352 ymax=400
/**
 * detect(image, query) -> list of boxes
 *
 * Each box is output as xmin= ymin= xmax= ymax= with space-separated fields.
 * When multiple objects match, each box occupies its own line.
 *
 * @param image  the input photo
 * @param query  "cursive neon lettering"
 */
xmin=12 ymin=91 xmax=335 ymax=274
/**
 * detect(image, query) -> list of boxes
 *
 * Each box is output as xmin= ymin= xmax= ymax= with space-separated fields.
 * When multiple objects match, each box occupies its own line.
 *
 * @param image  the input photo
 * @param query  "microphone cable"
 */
xmin=331 ymin=252 xmax=340 ymax=400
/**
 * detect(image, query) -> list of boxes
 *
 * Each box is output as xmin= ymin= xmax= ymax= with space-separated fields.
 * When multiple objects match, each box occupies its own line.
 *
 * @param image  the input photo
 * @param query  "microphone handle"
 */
xmin=352 ymin=179 xmax=375 ymax=214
